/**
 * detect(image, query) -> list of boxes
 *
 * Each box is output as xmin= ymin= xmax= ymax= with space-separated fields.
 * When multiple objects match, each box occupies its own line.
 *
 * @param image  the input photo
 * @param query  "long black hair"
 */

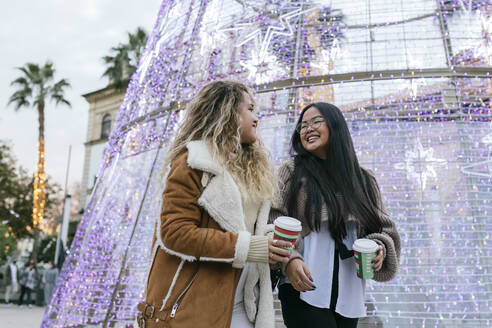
xmin=286 ymin=102 xmax=385 ymax=240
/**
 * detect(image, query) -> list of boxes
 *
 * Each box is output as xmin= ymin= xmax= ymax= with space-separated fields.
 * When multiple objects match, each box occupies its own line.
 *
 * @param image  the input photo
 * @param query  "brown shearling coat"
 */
xmin=137 ymin=140 xmax=275 ymax=328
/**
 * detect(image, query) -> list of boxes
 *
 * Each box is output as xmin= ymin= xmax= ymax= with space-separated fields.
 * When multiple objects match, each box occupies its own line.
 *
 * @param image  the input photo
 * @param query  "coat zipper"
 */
xmin=170 ymin=272 xmax=198 ymax=318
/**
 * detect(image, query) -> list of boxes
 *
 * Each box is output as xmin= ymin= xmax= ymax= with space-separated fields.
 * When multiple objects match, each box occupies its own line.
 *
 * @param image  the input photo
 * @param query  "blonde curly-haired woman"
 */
xmin=137 ymin=80 xmax=291 ymax=328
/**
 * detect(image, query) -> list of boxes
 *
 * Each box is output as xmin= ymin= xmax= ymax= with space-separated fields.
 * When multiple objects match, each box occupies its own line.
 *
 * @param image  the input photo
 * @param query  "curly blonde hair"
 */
xmin=165 ymin=80 xmax=276 ymax=200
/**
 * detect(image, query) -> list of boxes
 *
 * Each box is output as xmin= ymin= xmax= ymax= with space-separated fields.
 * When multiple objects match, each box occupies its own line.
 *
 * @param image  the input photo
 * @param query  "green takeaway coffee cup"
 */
xmin=352 ymin=238 xmax=378 ymax=279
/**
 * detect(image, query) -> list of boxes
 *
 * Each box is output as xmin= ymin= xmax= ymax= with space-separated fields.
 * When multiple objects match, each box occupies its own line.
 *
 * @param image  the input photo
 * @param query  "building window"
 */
xmin=101 ymin=114 xmax=111 ymax=139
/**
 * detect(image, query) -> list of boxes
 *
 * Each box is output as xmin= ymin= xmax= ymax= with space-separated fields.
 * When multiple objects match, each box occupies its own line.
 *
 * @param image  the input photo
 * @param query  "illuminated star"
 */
xmin=240 ymin=49 xmax=285 ymax=84
xmin=475 ymin=14 xmax=492 ymax=64
xmin=407 ymin=53 xmax=424 ymax=68
xmin=236 ymin=5 xmax=319 ymax=57
xmin=311 ymin=39 xmax=343 ymax=74
xmin=394 ymin=140 xmax=447 ymax=190
xmin=461 ymin=132 xmax=492 ymax=178
xmin=236 ymin=5 xmax=319 ymax=84
xmin=398 ymin=77 xmax=427 ymax=98
xmin=456 ymin=0 xmax=475 ymax=15
xmin=199 ymin=0 xmax=240 ymax=55
xmin=482 ymin=132 xmax=492 ymax=145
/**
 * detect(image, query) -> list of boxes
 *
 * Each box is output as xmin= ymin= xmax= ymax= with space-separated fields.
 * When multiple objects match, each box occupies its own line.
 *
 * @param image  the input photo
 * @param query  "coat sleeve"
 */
xmin=365 ymin=212 xmax=401 ymax=282
xmin=159 ymin=152 xmax=249 ymax=268
xmin=268 ymin=161 xmax=294 ymax=224
xmin=361 ymin=170 xmax=401 ymax=282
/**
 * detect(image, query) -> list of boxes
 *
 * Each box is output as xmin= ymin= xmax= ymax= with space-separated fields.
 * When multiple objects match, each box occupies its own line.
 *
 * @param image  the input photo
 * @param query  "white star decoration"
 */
xmin=394 ymin=140 xmax=447 ymax=190
xmin=199 ymin=0 xmax=227 ymax=55
xmin=482 ymin=132 xmax=492 ymax=145
xmin=310 ymin=39 xmax=343 ymax=74
xmin=398 ymin=78 xmax=427 ymax=98
xmin=198 ymin=0 xmax=251 ymax=55
xmin=407 ymin=53 xmax=424 ymax=68
xmin=461 ymin=132 xmax=492 ymax=178
xmin=457 ymin=10 xmax=491 ymax=64
xmin=476 ymin=14 xmax=492 ymax=65
xmin=240 ymin=49 xmax=285 ymax=84
xmin=456 ymin=0 xmax=475 ymax=14
xmin=235 ymin=4 xmax=319 ymax=84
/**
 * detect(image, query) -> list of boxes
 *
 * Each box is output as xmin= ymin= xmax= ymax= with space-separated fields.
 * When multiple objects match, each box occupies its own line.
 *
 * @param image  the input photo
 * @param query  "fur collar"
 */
xmin=186 ymin=140 xmax=248 ymax=233
xmin=186 ymin=140 xmax=223 ymax=176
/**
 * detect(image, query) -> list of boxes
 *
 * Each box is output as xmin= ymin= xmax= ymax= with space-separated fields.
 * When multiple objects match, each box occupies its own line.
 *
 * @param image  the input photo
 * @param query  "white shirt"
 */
xmin=9 ymin=263 xmax=18 ymax=285
xmin=299 ymin=221 xmax=367 ymax=318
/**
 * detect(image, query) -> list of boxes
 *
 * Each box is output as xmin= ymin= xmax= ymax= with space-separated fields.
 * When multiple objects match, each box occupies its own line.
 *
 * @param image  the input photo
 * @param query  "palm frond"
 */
xmin=8 ymin=92 xmax=31 ymax=110
xmin=112 ymin=45 xmax=126 ymax=53
xmin=127 ymin=27 xmax=148 ymax=67
xmin=102 ymin=55 xmax=117 ymax=64
xmin=50 ymin=94 xmax=71 ymax=107
xmin=50 ymin=78 xmax=71 ymax=107
xmin=101 ymin=46 xmax=129 ymax=81
xmin=51 ymin=79 xmax=71 ymax=93
xmin=40 ymin=61 xmax=55 ymax=82
xmin=10 ymin=77 xmax=29 ymax=88
xmin=9 ymin=89 xmax=32 ymax=101
xmin=26 ymin=63 xmax=42 ymax=83
xmin=17 ymin=66 xmax=36 ymax=83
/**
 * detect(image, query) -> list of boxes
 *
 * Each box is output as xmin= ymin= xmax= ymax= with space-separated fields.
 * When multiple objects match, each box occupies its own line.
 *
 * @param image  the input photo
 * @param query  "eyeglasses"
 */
xmin=296 ymin=116 xmax=325 ymax=134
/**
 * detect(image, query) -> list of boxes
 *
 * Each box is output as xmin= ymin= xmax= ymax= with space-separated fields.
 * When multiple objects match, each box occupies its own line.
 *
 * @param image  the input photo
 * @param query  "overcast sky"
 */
xmin=0 ymin=0 xmax=162 ymax=192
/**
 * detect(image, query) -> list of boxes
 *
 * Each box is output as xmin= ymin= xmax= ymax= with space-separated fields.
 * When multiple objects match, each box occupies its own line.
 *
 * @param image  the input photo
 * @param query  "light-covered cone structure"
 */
xmin=43 ymin=1 xmax=492 ymax=327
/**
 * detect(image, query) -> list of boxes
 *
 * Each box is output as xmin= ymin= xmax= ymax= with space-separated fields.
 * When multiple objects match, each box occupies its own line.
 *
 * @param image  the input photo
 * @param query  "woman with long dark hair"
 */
xmin=270 ymin=102 xmax=401 ymax=328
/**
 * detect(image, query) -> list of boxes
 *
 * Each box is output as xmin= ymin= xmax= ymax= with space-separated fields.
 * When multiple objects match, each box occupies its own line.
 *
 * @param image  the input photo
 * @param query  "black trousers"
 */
xmin=278 ymin=250 xmax=359 ymax=328
xmin=18 ymin=285 xmax=32 ymax=305
xmin=278 ymin=284 xmax=358 ymax=328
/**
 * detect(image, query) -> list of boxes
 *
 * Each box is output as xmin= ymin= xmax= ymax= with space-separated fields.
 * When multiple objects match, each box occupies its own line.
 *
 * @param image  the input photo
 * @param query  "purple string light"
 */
xmin=42 ymin=1 xmax=492 ymax=327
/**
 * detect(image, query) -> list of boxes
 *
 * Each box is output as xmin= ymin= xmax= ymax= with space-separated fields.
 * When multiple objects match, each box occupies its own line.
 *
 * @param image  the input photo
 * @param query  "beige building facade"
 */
xmin=80 ymin=87 xmax=125 ymax=208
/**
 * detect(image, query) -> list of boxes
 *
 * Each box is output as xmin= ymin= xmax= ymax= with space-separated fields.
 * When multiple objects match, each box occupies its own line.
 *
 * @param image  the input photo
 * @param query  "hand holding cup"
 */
xmin=373 ymin=245 xmax=383 ymax=271
xmin=268 ymin=239 xmax=292 ymax=264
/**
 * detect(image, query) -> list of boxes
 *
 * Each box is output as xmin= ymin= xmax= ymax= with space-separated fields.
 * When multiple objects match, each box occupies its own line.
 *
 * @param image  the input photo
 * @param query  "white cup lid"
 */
xmin=352 ymin=238 xmax=378 ymax=253
xmin=274 ymin=216 xmax=302 ymax=232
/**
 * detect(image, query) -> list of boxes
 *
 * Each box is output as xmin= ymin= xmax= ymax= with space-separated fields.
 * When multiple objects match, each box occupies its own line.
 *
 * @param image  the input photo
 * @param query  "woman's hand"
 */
xmin=268 ymin=239 xmax=292 ymax=264
xmin=285 ymin=258 xmax=316 ymax=292
xmin=373 ymin=245 xmax=384 ymax=271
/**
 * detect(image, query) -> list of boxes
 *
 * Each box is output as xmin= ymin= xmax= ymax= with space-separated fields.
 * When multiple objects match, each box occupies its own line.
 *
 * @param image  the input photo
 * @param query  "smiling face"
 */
xmin=239 ymin=92 xmax=258 ymax=144
xmin=299 ymin=106 xmax=329 ymax=159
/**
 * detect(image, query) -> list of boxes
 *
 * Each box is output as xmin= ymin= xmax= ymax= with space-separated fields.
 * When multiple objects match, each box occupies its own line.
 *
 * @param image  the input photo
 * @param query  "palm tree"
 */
xmin=102 ymin=27 xmax=148 ymax=89
xmin=8 ymin=61 xmax=71 ymax=263
xmin=126 ymin=27 xmax=148 ymax=68
xmin=102 ymin=45 xmax=130 ymax=90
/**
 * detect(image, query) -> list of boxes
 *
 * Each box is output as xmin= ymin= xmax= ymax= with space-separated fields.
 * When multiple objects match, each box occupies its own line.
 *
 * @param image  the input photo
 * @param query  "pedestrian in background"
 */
xmin=18 ymin=260 xmax=37 ymax=307
xmin=4 ymin=259 xmax=19 ymax=305
xmin=42 ymin=261 xmax=58 ymax=306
